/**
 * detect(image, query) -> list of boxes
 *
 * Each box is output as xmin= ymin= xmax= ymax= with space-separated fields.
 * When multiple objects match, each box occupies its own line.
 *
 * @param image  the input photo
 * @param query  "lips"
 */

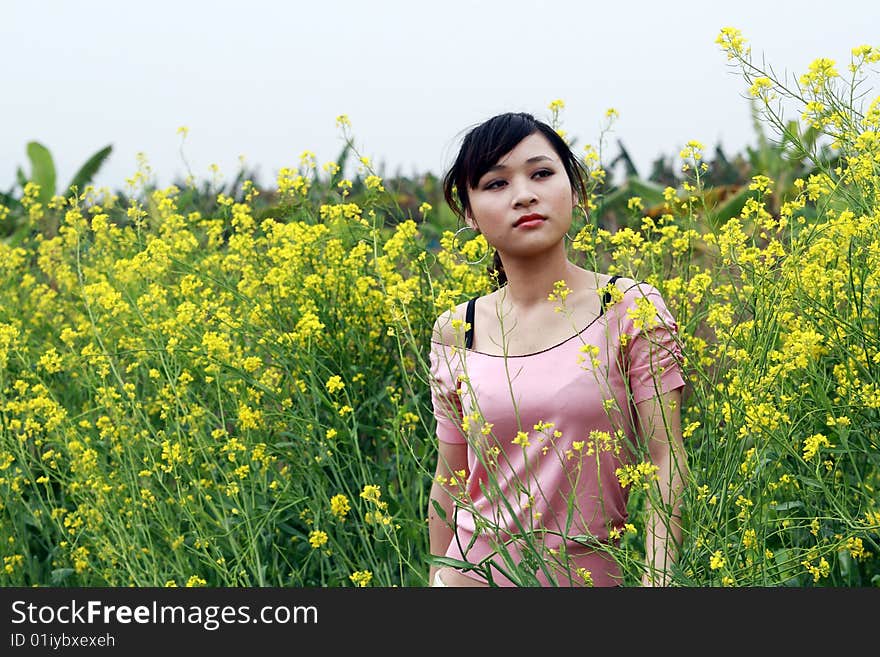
xmin=514 ymin=213 xmax=546 ymax=227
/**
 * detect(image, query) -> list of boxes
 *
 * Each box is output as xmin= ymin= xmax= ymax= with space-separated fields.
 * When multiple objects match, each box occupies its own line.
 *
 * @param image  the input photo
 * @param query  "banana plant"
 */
xmin=698 ymin=103 xmax=832 ymax=229
xmin=595 ymin=101 xmax=833 ymax=234
xmin=2 ymin=141 xmax=112 ymax=208
xmin=1 ymin=141 xmax=112 ymax=240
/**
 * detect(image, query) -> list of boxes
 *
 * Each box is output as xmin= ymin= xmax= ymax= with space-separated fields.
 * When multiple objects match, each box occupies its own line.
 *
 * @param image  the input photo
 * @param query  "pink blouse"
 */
xmin=429 ymin=282 xmax=686 ymax=586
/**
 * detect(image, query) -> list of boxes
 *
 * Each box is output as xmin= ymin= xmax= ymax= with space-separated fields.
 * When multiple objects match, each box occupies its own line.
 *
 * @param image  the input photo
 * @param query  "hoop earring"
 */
xmin=572 ymin=204 xmax=589 ymax=224
xmin=452 ymin=225 xmax=488 ymax=265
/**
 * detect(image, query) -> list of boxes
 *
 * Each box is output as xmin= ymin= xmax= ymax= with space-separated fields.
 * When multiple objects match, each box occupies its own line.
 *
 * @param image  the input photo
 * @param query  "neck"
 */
xmin=497 ymin=246 xmax=594 ymax=309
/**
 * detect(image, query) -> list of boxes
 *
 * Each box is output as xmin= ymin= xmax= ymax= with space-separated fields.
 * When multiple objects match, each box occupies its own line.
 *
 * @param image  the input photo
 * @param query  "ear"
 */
xmin=464 ymin=211 xmax=479 ymax=231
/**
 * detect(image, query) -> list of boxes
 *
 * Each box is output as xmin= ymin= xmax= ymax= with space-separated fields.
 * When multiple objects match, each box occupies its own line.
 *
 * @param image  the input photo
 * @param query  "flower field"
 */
xmin=1 ymin=30 xmax=878 ymax=586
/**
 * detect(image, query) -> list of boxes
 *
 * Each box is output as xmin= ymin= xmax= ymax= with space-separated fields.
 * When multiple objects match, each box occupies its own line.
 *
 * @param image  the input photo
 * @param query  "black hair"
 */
xmin=442 ymin=112 xmax=589 ymax=287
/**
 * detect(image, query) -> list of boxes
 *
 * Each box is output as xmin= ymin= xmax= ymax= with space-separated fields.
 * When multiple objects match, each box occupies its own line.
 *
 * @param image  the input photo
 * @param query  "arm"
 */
xmin=427 ymin=439 xmax=469 ymax=585
xmin=634 ymin=386 xmax=687 ymax=586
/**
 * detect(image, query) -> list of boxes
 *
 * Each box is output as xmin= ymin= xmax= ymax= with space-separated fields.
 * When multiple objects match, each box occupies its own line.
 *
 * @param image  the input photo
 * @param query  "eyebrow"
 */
xmin=486 ymin=155 xmax=555 ymax=173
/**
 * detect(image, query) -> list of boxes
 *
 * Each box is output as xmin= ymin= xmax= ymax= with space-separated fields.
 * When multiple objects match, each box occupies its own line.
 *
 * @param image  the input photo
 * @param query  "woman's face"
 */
xmin=465 ymin=132 xmax=576 ymax=259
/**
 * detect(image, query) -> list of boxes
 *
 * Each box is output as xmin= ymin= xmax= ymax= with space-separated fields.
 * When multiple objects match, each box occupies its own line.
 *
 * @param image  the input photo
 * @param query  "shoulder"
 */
xmin=611 ymin=276 xmax=662 ymax=300
xmin=611 ymin=278 xmax=680 ymax=335
xmin=603 ymin=275 xmax=653 ymax=304
xmin=605 ymin=276 xmax=675 ymax=322
xmin=608 ymin=275 xmax=639 ymax=293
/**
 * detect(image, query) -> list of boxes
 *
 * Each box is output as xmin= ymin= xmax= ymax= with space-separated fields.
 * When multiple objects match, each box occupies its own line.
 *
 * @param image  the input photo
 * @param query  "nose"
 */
xmin=511 ymin=179 xmax=538 ymax=208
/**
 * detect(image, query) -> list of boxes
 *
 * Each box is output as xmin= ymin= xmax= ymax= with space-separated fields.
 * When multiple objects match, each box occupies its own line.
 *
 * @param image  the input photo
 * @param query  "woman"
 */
xmin=427 ymin=112 xmax=688 ymax=587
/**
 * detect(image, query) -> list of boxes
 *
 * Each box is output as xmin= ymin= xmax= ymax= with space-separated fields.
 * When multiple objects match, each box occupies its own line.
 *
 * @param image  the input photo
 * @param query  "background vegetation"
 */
xmin=1 ymin=29 xmax=877 ymax=586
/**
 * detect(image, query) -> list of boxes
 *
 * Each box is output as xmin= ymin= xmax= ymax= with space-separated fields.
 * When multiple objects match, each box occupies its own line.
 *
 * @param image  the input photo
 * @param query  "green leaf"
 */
xmin=429 ymin=499 xmax=447 ymax=522
xmin=598 ymin=176 xmax=667 ymax=216
xmin=427 ymin=555 xmax=479 ymax=570
xmin=26 ymin=141 xmax=56 ymax=203
xmin=709 ymin=184 xmax=752 ymax=228
xmin=50 ymin=568 xmax=75 ymax=584
xmin=612 ymin=139 xmax=640 ymax=178
xmin=332 ymin=143 xmax=351 ymax=187
xmin=595 ymin=184 xmax=629 ymax=212
xmin=67 ymin=144 xmax=112 ymax=197
xmin=769 ymin=500 xmax=804 ymax=511
xmin=626 ymin=177 xmax=666 ymax=207
xmin=568 ymin=534 xmax=603 ymax=548
xmin=837 ymin=549 xmax=853 ymax=578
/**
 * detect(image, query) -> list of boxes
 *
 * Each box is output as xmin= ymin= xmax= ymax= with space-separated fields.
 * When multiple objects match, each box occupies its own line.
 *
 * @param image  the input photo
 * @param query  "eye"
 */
xmin=533 ymin=168 xmax=554 ymax=179
xmin=482 ymin=179 xmax=507 ymax=190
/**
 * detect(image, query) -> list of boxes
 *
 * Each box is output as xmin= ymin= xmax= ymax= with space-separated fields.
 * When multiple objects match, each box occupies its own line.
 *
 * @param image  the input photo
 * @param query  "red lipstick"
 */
xmin=514 ymin=213 xmax=546 ymax=228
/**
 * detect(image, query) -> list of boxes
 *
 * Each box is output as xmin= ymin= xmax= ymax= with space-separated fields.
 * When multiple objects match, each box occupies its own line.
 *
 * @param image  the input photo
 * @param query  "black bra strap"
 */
xmin=600 ymin=275 xmax=621 ymax=315
xmin=464 ymin=297 xmax=476 ymax=349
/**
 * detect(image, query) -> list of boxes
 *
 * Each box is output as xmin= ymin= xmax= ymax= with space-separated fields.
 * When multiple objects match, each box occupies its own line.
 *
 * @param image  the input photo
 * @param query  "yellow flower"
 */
xmin=802 ymin=433 xmax=833 ymax=462
xmin=682 ymin=420 xmax=701 ymax=439
xmin=802 ymin=557 xmax=830 ymax=583
xmin=360 ymin=484 xmax=382 ymax=504
xmin=308 ymin=530 xmax=329 ymax=549
xmin=716 ymin=27 xmax=748 ymax=59
xmin=615 ymin=461 xmax=659 ymax=490
xmin=547 ymin=280 xmax=571 ymax=306
xmin=299 ymin=150 xmax=317 ymax=168
xmin=293 ymin=311 xmax=325 ymax=344
xmin=38 ymin=347 xmax=64 ymax=374
xmin=598 ymin=282 xmax=624 ymax=308
xmin=576 ymin=568 xmax=593 ymax=586
xmin=846 ymin=537 xmax=871 ymax=560
xmin=349 ymin=570 xmax=373 ymax=587
xmin=627 ymin=296 xmax=660 ymax=331
xmin=365 ymin=175 xmax=384 ymax=192
xmin=330 ymin=494 xmax=351 ymax=520
xmin=512 ymin=431 xmax=531 ymax=448
xmin=709 ymin=551 xmax=725 ymax=570
xmin=799 ymin=58 xmax=839 ymax=93
xmin=325 ymin=375 xmax=345 ymax=394
xmin=748 ymin=77 xmax=773 ymax=98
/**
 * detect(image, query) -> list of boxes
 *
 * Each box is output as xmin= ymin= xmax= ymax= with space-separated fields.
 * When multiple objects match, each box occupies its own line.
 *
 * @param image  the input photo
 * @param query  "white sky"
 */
xmin=3 ymin=0 xmax=879 ymax=193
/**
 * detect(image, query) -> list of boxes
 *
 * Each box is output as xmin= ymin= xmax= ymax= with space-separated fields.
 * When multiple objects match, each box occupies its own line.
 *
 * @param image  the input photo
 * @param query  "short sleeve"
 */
xmin=619 ymin=285 xmax=686 ymax=404
xmin=428 ymin=341 xmax=467 ymax=444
